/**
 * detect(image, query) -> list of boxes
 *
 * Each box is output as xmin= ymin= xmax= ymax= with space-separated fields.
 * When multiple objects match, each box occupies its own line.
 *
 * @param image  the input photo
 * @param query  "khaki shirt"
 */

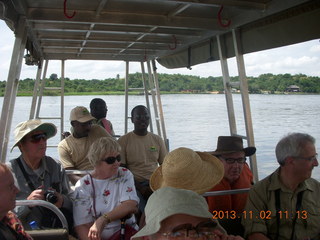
xmin=242 ymin=168 xmax=320 ymax=240
xmin=118 ymin=131 xmax=167 ymax=182
xmin=58 ymin=125 xmax=111 ymax=170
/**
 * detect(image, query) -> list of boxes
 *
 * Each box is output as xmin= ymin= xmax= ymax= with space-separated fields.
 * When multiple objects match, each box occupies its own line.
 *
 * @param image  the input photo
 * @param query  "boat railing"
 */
xmin=203 ymin=188 xmax=250 ymax=197
xmin=16 ymin=200 xmax=69 ymax=240
xmin=65 ymin=169 xmax=91 ymax=175
xmin=65 ymin=170 xmax=250 ymax=198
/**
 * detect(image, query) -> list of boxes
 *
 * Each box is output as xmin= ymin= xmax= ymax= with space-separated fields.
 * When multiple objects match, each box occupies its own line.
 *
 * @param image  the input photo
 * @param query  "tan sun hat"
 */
xmin=209 ymin=136 xmax=256 ymax=156
xmin=150 ymin=147 xmax=224 ymax=194
xmin=131 ymin=187 xmax=225 ymax=240
xmin=70 ymin=106 xmax=95 ymax=123
xmin=11 ymin=119 xmax=57 ymax=152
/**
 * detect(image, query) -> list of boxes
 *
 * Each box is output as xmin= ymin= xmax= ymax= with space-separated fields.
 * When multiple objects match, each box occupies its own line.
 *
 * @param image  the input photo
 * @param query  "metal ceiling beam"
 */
xmin=27 ymin=8 xmax=222 ymax=31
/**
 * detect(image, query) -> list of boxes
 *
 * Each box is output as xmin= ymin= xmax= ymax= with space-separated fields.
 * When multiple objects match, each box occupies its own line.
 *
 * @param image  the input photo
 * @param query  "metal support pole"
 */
xmin=146 ymin=60 xmax=161 ymax=136
xmin=216 ymin=35 xmax=237 ymax=135
xmin=35 ymin=60 xmax=49 ymax=118
xmin=232 ymin=29 xmax=258 ymax=182
xmin=60 ymin=60 xmax=65 ymax=139
xmin=0 ymin=16 xmax=28 ymax=162
xmin=124 ymin=61 xmax=129 ymax=134
xmin=140 ymin=62 xmax=153 ymax=132
xmin=151 ymin=60 xmax=168 ymax=149
xmin=30 ymin=60 xmax=44 ymax=119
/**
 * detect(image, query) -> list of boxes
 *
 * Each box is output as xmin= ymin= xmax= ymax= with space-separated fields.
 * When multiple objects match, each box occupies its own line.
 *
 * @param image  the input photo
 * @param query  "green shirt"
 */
xmin=242 ymin=168 xmax=320 ymax=240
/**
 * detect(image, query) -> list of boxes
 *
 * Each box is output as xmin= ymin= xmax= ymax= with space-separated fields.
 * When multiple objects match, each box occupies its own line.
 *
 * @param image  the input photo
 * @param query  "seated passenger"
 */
xmin=8 ymin=119 xmax=73 ymax=230
xmin=118 ymin=105 xmax=167 ymax=215
xmin=206 ymin=136 xmax=255 ymax=235
xmin=58 ymin=106 xmax=112 ymax=185
xmin=206 ymin=136 xmax=255 ymax=213
xmin=90 ymin=98 xmax=115 ymax=136
xmin=150 ymin=147 xmax=224 ymax=194
xmin=242 ymin=133 xmax=320 ymax=240
xmin=132 ymin=187 xmax=244 ymax=240
xmin=0 ymin=163 xmax=32 ymax=240
xmin=73 ymin=137 xmax=139 ymax=240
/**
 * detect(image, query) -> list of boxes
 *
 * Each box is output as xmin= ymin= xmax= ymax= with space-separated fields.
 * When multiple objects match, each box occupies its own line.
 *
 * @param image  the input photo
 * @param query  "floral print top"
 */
xmin=72 ymin=167 xmax=139 ymax=239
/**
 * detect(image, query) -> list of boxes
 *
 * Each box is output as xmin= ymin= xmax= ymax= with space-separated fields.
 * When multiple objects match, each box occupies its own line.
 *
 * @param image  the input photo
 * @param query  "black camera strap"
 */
xmin=16 ymin=158 xmax=58 ymax=229
xmin=274 ymin=188 xmax=304 ymax=240
xmin=16 ymin=157 xmax=36 ymax=191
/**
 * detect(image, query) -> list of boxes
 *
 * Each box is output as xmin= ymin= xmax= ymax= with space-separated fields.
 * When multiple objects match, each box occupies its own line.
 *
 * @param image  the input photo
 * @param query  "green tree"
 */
xmin=49 ymin=73 xmax=58 ymax=81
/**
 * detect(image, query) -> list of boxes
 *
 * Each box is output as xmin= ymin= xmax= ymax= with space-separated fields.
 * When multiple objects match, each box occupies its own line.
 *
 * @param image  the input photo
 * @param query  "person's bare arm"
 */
xmin=58 ymin=140 xmax=81 ymax=185
xmin=88 ymin=200 xmax=138 ymax=240
xmin=75 ymin=223 xmax=92 ymax=240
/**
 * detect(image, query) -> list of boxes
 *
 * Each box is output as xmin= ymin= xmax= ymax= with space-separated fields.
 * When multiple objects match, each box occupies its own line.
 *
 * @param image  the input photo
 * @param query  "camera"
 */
xmin=44 ymin=189 xmax=58 ymax=204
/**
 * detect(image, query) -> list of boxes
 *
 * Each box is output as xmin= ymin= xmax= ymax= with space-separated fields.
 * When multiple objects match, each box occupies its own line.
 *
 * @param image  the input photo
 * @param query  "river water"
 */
xmin=2 ymin=94 xmax=320 ymax=181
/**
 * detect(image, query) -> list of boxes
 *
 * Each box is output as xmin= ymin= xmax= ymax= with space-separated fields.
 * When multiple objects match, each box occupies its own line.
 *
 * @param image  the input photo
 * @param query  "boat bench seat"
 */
xmin=26 ymin=229 xmax=69 ymax=240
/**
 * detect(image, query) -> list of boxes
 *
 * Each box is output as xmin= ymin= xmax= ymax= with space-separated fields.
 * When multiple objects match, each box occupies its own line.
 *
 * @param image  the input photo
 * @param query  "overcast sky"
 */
xmin=1 ymin=20 xmax=319 ymax=81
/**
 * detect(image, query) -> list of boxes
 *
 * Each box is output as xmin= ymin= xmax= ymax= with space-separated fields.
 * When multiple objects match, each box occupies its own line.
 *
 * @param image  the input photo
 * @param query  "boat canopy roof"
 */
xmin=0 ymin=0 xmax=319 ymax=69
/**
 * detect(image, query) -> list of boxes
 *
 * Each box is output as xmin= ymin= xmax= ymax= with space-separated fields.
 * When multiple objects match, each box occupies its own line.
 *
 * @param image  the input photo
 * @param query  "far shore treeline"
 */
xmin=0 ymin=72 xmax=319 ymax=96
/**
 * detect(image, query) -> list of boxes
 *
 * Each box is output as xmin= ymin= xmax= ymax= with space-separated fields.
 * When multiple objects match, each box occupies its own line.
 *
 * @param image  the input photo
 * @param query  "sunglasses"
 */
xmin=29 ymin=133 xmax=47 ymax=143
xmin=102 ymin=155 xmax=121 ymax=164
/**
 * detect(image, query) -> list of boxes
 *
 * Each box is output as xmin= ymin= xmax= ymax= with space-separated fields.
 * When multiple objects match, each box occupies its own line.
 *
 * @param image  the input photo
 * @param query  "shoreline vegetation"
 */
xmin=1 ymin=72 xmax=319 ymax=96
xmin=14 ymin=91 xmax=320 ymax=97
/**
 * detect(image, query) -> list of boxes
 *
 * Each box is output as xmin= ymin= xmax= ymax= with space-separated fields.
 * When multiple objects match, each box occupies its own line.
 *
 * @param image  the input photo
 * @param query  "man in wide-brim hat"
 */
xmin=206 ymin=136 xmax=256 ymax=236
xmin=8 ymin=119 xmax=73 ymax=230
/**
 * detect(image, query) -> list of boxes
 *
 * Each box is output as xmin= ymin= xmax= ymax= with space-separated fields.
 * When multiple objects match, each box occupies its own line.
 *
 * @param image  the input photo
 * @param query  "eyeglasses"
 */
xmin=220 ymin=156 xmax=246 ymax=164
xmin=295 ymin=153 xmax=318 ymax=162
xmin=102 ymin=155 xmax=121 ymax=164
xmin=161 ymin=221 xmax=218 ymax=239
xmin=29 ymin=133 xmax=47 ymax=143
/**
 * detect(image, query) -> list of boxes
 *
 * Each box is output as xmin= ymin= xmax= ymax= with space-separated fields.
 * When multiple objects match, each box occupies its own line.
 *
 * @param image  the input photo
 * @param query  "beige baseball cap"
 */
xmin=70 ymin=106 xmax=95 ymax=123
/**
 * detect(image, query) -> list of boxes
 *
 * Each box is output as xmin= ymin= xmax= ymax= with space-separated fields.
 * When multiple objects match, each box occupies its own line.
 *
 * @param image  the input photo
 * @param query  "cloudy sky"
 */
xmin=1 ymin=20 xmax=319 ymax=81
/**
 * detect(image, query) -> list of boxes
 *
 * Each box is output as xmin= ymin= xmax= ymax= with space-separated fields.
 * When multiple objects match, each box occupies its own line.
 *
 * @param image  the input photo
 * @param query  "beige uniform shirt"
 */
xmin=58 ymin=124 xmax=111 ymax=170
xmin=118 ymin=131 xmax=168 ymax=182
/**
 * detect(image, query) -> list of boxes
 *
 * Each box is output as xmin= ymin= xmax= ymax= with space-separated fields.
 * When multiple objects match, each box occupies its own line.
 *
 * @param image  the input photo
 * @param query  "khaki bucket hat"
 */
xmin=11 ymin=119 xmax=57 ymax=151
xmin=209 ymin=136 xmax=256 ymax=156
xmin=150 ymin=147 xmax=224 ymax=194
xmin=131 ymin=187 xmax=222 ymax=240
xmin=70 ymin=106 xmax=95 ymax=123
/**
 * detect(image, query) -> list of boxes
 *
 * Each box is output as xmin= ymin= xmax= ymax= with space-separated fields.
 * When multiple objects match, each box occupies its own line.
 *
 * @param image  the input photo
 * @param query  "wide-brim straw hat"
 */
xmin=132 ymin=187 xmax=221 ymax=240
xmin=11 ymin=119 xmax=57 ymax=152
xmin=209 ymin=136 xmax=256 ymax=156
xmin=150 ymin=147 xmax=224 ymax=194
